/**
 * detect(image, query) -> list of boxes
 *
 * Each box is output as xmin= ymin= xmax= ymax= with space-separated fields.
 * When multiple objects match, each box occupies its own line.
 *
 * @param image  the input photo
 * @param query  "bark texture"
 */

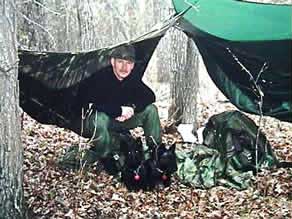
xmin=169 ymin=30 xmax=199 ymax=130
xmin=0 ymin=1 xmax=23 ymax=218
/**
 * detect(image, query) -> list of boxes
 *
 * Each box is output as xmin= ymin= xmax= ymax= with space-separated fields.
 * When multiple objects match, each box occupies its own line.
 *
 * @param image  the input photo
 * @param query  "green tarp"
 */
xmin=173 ymin=0 xmax=292 ymax=41
xmin=173 ymin=0 xmax=292 ymax=122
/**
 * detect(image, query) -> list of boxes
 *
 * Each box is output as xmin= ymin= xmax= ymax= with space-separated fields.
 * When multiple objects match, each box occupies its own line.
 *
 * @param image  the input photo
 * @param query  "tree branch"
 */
xmin=11 ymin=1 xmax=57 ymax=48
xmin=32 ymin=0 xmax=61 ymax=15
xmin=16 ymin=0 xmax=61 ymax=15
xmin=226 ymin=47 xmax=267 ymax=175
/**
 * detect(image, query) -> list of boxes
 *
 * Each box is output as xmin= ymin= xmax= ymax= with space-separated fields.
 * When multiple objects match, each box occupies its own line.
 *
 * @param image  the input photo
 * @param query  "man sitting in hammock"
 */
xmin=60 ymin=44 xmax=162 ymax=171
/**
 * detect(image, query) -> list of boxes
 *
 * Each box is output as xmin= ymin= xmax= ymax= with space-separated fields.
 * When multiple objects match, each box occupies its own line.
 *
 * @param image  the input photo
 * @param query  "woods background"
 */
xmin=0 ymin=0 xmax=291 ymax=218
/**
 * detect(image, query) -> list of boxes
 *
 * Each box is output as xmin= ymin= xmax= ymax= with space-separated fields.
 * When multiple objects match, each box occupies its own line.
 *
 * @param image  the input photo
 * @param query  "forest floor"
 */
xmin=22 ymin=83 xmax=292 ymax=219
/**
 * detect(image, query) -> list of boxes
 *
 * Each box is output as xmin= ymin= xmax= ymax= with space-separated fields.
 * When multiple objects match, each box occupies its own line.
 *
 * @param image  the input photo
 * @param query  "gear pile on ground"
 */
xmin=22 ymin=102 xmax=292 ymax=218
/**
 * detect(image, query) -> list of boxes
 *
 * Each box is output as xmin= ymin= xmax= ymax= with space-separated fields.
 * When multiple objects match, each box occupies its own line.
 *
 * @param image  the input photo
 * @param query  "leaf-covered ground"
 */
xmin=22 ymin=98 xmax=292 ymax=218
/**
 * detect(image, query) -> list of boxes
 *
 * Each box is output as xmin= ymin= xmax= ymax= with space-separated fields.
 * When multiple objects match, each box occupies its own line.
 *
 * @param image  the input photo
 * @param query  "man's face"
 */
xmin=111 ymin=57 xmax=135 ymax=81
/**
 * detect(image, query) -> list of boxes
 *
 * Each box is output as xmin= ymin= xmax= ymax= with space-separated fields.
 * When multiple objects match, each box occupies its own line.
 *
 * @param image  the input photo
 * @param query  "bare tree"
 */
xmin=169 ymin=29 xmax=199 ymax=130
xmin=0 ymin=0 xmax=24 ymax=218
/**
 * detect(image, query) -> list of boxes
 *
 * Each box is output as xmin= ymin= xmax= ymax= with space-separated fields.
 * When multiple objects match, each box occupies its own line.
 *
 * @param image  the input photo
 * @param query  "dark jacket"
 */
xmin=77 ymin=66 xmax=155 ymax=118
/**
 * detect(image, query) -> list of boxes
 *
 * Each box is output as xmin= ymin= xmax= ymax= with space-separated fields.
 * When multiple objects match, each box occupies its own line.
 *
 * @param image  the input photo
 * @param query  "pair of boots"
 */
xmin=58 ymin=134 xmax=156 ymax=175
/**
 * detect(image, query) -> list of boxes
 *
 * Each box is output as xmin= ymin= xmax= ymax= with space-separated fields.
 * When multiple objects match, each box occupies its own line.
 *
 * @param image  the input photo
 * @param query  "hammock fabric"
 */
xmin=173 ymin=0 xmax=292 ymax=122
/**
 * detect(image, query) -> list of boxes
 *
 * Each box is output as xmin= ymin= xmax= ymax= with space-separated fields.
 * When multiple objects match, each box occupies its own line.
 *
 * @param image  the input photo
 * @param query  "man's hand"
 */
xmin=115 ymin=106 xmax=134 ymax=122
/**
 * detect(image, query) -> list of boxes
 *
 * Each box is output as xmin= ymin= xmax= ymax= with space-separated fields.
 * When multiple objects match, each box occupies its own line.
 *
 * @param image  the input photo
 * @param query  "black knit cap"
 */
xmin=110 ymin=44 xmax=136 ymax=62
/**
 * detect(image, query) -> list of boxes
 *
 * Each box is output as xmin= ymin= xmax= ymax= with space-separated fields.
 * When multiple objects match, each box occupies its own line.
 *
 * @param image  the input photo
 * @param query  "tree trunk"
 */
xmin=0 ymin=1 xmax=24 ymax=218
xmin=169 ymin=32 xmax=199 ymax=130
xmin=181 ymin=38 xmax=199 ymax=125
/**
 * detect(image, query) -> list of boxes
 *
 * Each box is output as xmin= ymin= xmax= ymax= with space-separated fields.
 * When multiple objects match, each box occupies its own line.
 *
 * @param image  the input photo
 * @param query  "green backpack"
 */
xmin=202 ymin=110 xmax=278 ymax=172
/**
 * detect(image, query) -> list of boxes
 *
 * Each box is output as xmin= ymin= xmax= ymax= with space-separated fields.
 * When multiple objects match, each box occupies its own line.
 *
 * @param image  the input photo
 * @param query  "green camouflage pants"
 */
xmin=81 ymin=104 xmax=161 ymax=159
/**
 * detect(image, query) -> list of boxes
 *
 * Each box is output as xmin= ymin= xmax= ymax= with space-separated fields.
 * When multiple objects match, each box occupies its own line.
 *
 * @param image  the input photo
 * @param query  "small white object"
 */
xmin=113 ymin=154 xmax=120 ymax=160
xmin=177 ymin=124 xmax=197 ymax=143
xmin=196 ymin=126 xmax=205 ymax=144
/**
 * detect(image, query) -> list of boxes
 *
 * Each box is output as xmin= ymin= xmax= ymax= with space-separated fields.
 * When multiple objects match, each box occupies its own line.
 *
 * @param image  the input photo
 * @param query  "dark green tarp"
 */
xmin=18 ymin=18 xmax=175 ymax=129
xmin=173 ymin=0 xmax=292 ymax=122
